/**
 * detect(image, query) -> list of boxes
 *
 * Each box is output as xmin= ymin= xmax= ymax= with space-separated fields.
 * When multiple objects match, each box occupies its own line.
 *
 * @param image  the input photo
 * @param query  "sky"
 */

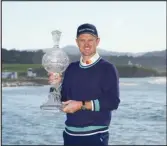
xmin=2 ymin=1 xmax=166 ymax=53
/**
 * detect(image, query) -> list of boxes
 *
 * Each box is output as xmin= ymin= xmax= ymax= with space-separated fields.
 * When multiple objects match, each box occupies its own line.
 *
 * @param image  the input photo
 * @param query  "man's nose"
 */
xmin=84 ymin=41 xmax=90 ymax=46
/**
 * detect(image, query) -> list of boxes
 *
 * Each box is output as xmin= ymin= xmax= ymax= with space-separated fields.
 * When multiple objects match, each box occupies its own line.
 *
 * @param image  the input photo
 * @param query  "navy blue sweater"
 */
xmin=61 ymin=58 xmax=120 ymax=134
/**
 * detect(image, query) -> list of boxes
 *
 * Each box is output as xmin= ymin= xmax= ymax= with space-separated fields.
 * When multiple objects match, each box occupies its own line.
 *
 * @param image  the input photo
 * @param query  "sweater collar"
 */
xmin=80 ymin=52 xmax=100 ymax=67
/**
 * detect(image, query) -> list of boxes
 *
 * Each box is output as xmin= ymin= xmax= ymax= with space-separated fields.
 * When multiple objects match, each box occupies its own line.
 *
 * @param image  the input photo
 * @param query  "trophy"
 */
xmin=40 ymin=30 xmax=70 ymax=112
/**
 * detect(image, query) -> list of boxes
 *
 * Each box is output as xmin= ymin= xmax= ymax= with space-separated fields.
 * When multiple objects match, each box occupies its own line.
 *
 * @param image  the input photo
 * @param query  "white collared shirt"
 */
xmin=80 ymin=52 xmax=100 ymax=66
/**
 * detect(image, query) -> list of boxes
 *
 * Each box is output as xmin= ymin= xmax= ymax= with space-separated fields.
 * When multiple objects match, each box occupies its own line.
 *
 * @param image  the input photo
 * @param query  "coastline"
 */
xmin=2 ymin=78 xmax=49 ymax=87
xmin=2 ymin=76 xmax=166 ymax=88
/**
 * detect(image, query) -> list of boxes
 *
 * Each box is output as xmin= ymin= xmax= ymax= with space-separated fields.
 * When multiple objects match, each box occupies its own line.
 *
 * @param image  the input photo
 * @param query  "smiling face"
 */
xmin=76 ymin=33 xmax=100 ymax=58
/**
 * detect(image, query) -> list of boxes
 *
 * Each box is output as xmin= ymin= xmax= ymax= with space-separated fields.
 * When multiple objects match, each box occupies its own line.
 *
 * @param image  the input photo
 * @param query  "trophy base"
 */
xmin=40 ymin=87 xmax=62 ymax=112
xmin=40 ymin=104 xmax=62 ymax=112
xmin=40 ymin=96 xmax=62 ymax=112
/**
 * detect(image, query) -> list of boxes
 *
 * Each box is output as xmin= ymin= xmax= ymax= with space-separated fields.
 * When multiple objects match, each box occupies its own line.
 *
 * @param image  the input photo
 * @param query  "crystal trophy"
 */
xmin=40 ymin=30 xmax=70 ymax=112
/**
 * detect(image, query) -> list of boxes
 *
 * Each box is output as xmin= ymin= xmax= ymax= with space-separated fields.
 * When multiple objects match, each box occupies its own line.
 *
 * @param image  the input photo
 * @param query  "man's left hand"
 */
xmin=62 ymin=100 xmax=82 ymax=113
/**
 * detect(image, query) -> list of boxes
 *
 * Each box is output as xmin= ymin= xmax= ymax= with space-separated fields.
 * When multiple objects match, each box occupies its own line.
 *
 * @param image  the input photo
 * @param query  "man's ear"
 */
xmin=96 ymin=37 xmax=100 ymax=46
xmin=76 ymin=38 xmax=79 ymax=46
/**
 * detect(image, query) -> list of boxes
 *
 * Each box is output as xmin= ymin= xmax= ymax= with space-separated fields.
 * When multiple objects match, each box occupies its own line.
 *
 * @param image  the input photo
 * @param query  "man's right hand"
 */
xmin=48 ymin=72 xmax=62 ymax=86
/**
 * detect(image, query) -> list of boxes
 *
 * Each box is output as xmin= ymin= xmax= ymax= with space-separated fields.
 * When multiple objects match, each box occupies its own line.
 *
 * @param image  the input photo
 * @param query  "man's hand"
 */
xmin=48 ymin=72 xmax=62 ymax=86
xmin=62 ymin=100 xmax=82 ymax=113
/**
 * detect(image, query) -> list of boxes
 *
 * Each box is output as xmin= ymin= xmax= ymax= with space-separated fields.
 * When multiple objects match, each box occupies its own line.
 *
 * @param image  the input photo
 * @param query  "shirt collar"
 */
xmin=80 ymin=52 xmax=100 ymax=66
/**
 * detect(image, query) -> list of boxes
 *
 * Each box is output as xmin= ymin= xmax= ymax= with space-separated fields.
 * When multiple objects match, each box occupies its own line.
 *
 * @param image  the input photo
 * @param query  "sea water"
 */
xmin=2 ymin=77 xmax=166 ymax=145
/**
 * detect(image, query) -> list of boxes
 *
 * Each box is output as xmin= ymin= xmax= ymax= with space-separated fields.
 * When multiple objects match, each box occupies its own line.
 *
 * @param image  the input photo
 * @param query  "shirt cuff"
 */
xmin=92 ymin=99 xmax=100 ymax=111
xmin=91 ymin=100 xmax=94 ymax=111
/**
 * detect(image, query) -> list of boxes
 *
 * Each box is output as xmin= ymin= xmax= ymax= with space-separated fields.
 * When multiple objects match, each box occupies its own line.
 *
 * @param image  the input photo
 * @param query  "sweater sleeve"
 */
xmin=92 ymin=64 xmax=120 ymax=112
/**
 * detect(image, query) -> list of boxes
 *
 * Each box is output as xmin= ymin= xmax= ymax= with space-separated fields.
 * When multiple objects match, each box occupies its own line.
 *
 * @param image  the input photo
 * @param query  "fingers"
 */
xmin=48 ymin=72 xmax=62 ymax=77
xmin=48 ymin=75 xmax=56 ymax=84
xmin=48 ymin=72 xmax=62 ymax=85
xmin=62 ymin=100 xmax=72 ymax=105
xmin=48 ymin=72 xmax=53 ymax=76
xmin=48 ymin=72 xmax=55 ymax=83
xmin=62 ymin=100 xmax=82 ymax=114
xmin=62 ymin=106 xmax=68 ymax=112
xmin=62 ymin=104 xmax=73 ymax=113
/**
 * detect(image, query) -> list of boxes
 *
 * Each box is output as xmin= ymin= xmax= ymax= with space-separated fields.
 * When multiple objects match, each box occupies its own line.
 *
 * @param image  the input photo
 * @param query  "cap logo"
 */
xmin=78 ymin=28 xmax=95 ymax=32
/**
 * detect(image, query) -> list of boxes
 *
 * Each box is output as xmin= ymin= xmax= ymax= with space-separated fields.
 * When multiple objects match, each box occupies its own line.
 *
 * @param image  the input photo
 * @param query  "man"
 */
xmin=49 ymin=23 xmax=120 ymax=146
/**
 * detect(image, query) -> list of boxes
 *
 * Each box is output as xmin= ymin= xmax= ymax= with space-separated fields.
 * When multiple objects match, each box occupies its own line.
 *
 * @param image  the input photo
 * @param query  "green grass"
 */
xmin=2 ymin=64 xmax=42 ymax=72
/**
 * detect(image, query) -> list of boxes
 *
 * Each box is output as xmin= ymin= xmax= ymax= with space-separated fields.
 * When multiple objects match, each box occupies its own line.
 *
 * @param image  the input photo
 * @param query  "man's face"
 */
xmin=76 ymin=33 xmax=100 ymax=57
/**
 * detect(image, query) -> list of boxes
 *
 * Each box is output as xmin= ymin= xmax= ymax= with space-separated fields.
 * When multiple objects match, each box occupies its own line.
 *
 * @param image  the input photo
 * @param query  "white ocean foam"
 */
xmin=120 ymin=82 xmax=138 ymax=86
xmin=148 ymin=77 xmax=166 ymax=85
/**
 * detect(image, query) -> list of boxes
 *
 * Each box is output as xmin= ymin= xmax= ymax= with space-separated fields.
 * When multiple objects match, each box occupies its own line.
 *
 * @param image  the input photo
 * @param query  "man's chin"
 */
xmin=82 ymin=52 xmax=95 ymax=57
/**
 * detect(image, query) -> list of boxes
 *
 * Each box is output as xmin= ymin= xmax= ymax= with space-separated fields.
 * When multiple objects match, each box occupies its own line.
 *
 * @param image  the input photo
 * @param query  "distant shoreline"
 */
xmin=2 ymin=78 xmax=49 ymax=87
xmin=2 ymin=76 xmax=166 ymax=88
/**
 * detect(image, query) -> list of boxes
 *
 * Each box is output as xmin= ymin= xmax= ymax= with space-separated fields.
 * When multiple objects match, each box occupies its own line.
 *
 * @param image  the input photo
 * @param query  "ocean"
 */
xmin=2 ymin=77 xmax=166 ymax=145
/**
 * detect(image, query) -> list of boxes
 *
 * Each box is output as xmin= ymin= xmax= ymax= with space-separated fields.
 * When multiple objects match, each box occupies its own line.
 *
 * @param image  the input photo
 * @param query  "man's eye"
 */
xmin=88 ymin=40 xmax=94 ymax=43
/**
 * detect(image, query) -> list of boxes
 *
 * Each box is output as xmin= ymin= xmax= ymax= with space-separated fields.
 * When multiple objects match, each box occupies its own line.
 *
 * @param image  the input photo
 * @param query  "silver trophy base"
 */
xmin=40 ymin=104 xmax=62 ymax=111
xmin=40 ymin=90 xmax=62 ymax=112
